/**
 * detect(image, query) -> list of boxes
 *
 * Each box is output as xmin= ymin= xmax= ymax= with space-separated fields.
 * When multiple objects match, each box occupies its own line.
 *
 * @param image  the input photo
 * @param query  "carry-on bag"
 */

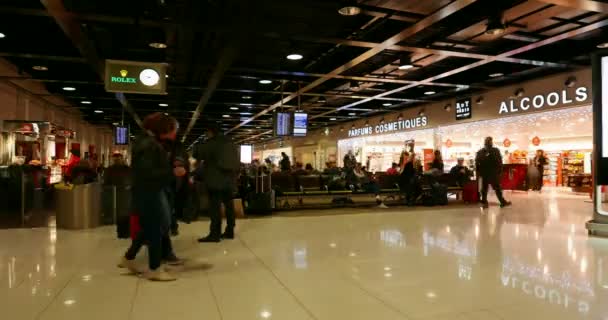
xmin=462 ymin=181 xmax=479 ymax=203
xmin=246 ymin=174 xmax=274 ymax=215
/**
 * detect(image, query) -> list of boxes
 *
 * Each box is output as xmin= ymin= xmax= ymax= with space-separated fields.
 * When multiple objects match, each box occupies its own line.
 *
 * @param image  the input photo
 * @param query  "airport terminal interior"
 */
xmin=2 ymin=0 xmax=608 ymax=319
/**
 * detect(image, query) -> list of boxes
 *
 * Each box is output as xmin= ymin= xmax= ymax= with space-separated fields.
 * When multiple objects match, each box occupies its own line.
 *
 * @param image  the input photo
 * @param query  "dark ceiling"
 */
xmin=0 ymin=0 xmax=607 ymax=146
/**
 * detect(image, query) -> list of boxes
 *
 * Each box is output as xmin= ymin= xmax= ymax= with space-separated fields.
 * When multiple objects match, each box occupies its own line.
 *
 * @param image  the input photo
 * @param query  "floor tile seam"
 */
xmin=205 ymin=269 xmax=225 ymax=320
xmin=34 ymin=270 xmax=77 ymax=320
xmin=236 ymin=237 xmax=320 ymax=320
xmin=341 ymin=273 xmax=413 ymax=320
xmin=127 ymin=278 xmax=141 ymax=320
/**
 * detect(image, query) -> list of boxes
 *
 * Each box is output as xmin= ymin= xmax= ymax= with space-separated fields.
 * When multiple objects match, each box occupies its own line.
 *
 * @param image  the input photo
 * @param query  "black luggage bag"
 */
xmin=246 ymin=173 xmax=274 ymax=215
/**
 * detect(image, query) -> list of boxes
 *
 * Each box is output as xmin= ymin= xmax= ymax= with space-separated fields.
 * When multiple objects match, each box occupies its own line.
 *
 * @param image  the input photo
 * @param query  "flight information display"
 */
xmin=293 ymin=112 xmax=308 ymax=136
xmin=274 ymin=112 xmax=292 ymax=136
xmin=114 ymin=126 xmax=129 ymax=145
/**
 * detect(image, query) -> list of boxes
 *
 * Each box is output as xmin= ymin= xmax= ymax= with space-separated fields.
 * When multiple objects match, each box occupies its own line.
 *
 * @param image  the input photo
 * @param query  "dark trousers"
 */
xmin=126 ymin=189 xmax=172 ymax=270
xmin=125 ymin=231 xmax=175 ymax=263
xmin=208 ymin=188 xmax=235 ymax=238
xmin=481 ymin=175 xmax=507 ymax=205
xmin=536 ymin=166 xmax=544 ymax=191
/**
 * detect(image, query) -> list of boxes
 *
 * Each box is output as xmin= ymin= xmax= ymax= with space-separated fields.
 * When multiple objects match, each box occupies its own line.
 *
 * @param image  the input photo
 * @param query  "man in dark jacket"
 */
xmin=195 ymin=123 xmax=239 ymax=242
xmin=476 ymin=137 xmax=511 ymax=209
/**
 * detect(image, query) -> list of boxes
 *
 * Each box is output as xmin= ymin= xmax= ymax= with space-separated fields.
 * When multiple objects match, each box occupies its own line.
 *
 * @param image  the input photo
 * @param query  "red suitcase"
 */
xmin=462 ymin=181 xmax=479 ymax=203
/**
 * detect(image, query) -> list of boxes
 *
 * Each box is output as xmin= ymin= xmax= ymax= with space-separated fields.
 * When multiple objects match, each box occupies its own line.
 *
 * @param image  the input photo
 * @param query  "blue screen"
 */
xmin=293 ymin=113 xmax=308 ymax=136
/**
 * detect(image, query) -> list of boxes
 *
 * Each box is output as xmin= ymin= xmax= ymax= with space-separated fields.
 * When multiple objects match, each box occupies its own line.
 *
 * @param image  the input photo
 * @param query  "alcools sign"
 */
xmin=498 ymin=86 xmax=589 ymax=114
xmin=348 ymin=116 xmax=428 ymax=137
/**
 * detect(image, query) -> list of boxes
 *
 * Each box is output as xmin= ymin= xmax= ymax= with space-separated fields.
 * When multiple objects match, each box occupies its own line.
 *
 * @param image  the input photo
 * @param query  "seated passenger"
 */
xmin=293 ymin=162 xmax=307 ymax=176
xmin=305 ymin=163 xmax=319 ymax=175
xmin=386 ymin=162 xmax=400 ymax=175
xmin=449 ymin=158 xmax=472 ymax=186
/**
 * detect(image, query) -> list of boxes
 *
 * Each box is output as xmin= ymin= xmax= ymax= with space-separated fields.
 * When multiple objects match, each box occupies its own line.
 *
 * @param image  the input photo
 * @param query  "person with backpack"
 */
xmin=194 ymin=122 xmax=240 ymax=242
xmin=475 ymin=137 xmax=512 ymax=209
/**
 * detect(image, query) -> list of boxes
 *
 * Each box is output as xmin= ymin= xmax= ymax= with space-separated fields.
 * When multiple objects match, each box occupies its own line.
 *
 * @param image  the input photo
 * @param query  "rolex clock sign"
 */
xmin=104 ymin=60 xmax=167 ymax=95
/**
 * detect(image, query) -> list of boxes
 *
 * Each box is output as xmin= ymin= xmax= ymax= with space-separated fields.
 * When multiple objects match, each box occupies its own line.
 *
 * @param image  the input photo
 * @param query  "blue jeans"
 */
xmin=127 ymin=188 xmax=172 ymax=270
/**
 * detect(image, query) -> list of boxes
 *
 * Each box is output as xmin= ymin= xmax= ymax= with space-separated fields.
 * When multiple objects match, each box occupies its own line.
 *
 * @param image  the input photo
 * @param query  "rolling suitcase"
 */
xmin=462 ymin=181 xmax=479 ymax=203
xmin=246 ymin=173 xmax=274 ymax=215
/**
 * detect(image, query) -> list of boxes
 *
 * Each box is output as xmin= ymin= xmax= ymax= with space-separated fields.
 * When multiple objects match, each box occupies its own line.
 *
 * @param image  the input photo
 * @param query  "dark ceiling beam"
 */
xmin=40 ymin=0 xmax=143 ymax=128
xmin=536 ymin=0 xmax=608 ymax=12
xmin=287 ymin=36 xmax=571 ymax=68
xmin=311 ymin=18 xmax=608 ymax=120
xmin=229 ymin=0 xmax=478 ymax=134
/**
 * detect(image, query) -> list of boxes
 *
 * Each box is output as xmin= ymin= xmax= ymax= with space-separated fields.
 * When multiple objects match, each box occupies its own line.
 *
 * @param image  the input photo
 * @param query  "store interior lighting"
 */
xmin=0 ymin=32 xmax=5 ymax=38
xmin=476 ymin=96 xmax=485 ymax=105
xmin=286 ymin=53 xmax=303 ymax=60
xmin=489 ymin=72 xmax=504 ymax=78
xmin=597 ymin=42 xmax=608 ymax=49
xmin=259 ymin=79 xmax=272 ymax=84
xmin=149 ymin=42 xmax=167 ymax=49
xmin=398 ymin=56 xmax=414 ymax=70
xmin=32 ymin=65 xmax=48 ymax=71
xmin=338 ymin=1 xmax=361 ymax=16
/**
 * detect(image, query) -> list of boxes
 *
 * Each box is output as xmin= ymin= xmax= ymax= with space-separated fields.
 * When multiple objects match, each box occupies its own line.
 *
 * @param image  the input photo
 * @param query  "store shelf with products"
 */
xmin=567 ymin=174 xmax=592 ymax=193
xmin=560 ymin=151 xmax=589 ymax=187
xmin=544 ymin=152 xmax=561 ymax=187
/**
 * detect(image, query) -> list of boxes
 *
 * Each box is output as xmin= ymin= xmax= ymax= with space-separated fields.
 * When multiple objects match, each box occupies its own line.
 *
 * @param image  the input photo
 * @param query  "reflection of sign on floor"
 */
xmin=501 ymin=258 xmax=593 ymax=316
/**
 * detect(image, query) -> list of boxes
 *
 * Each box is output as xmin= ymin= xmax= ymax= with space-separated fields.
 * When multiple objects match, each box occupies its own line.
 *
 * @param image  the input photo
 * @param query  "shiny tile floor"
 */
xmin=1 ymin=190 xmax=607 ymax=320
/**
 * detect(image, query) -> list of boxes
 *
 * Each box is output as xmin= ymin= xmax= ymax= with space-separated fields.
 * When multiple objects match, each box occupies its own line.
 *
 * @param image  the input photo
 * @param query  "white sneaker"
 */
xmin=378 ymin=203 xmax=389 ymax=209
xmin=145 ymin=268 xmax=177 ymax=281
xmin=118 ymin=257 xmax=145 ymax=274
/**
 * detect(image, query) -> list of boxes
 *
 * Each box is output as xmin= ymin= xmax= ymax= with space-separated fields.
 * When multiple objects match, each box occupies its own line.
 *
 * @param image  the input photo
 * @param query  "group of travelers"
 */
xmin=116 ymin=112 xmax=239 ymax=281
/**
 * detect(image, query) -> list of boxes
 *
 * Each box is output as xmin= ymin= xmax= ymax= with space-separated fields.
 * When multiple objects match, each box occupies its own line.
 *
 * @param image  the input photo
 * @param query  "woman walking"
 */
xmin=120 ymin=113 xmax=185 ymax=281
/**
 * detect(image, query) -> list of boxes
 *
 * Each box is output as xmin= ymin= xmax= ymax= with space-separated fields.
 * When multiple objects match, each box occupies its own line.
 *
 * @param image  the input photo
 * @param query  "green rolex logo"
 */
xmin=111 ymin=69 xmax=136 ymax=84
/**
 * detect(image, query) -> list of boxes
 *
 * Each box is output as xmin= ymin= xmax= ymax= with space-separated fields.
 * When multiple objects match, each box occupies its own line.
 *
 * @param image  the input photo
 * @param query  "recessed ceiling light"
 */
xmin=94 ymin=110 xmax=103 ymax=113
xmin=348 ymin=112 xmax=356 ymax=116
xmin=338 ymin=5 xmax=361 ymax=16
xmin=149 ymin=42 xmax=167 ymax=49
xmin=165 ymin=74 xmax=169 ymax=78
xmin=286 ymin=53 xmax=303 ymax=60
xmin=398 ymin=64 xmax=414 ymax=70
xmin=112 ymin=122 xmax=119 ymax=126
xmin=230 ymin=107 xmax=239 ymax=110
xmin=486 ymin=15 xmax=506 ymax=35
xmin=159 ymin=103 xmax=169 ymax=107
xmin=240 ymin=112 xmax=253 ymax=115
xmin=0 ymin=33 xmax=5 ymax=39
xmin=424 ymin=91 xmax=436 ymax=95
xmin=489 ymin=72 xmax=504 ymax=78
xmin=242 ymin=95 xmax=252 ymax=99
xmin=256 ymin=126 xmax=261 ymax=129
xmin=164 ymin=112 xmax=169 ymax=115
xmin=598 ymin=42 xmax=608 ymax=49
xmin=259 ymin=79 xmax=272 ymax=84
xmin=330 ymin=117 xmax=337 ymax=121
xmin=32 ymin=65 xmax=48 ymax=71
xmin=383 ymin=103 xmax=392 ymax=106
xmin=81 ymin=101 xmax=92 ymax=104
xmin=223 ymin=114 xmax=230 ymax=118
xmin=62 ymin=87 xmax=76 ymax=91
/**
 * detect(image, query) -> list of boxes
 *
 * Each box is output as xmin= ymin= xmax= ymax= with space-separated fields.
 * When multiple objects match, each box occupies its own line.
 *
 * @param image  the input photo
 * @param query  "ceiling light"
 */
xmin=164 ymin=112 xmax=169 ymax=115
xmin=149 ymin=42 xmax=167 ymax=49
xmin=444 ymin=104 xmax=451 ymax=111
xmin=94 ymin=110 xmax=103 ymax=113
xmin=418 ymin=109 xmax=425 ymax=117
xmin=350 ymin=80 xmax=359 ymax=89
xmin=112 ymin=122 xmax=119 ymax=126
xmin=476 ymin=96 xmax=485 ymax=105
xmin=256 ymin=126 xmax=261 ymax=129
xmin=514 ymin=88 xmax=525 ymax=97
xmin=159 ymin=103 xmax=168 ymax=107
xmin=424 ymin=91 xmax=436 ymax=95
xmin=489 ymin=72 xmax=504 ymax=78
xmin=62 ymin=87 xmax=76 ymax=91
xmin=318 ymin=96 xmax=327 ymax=103
xmin=383 ymin=103 xmax=392 ymax=107
xmin=242 ymin=95 xmax=252 ymax=99
xmin=348 ymin=112 xmax=356 ymax=116
xmin=486 ymin=14 xmax=506 ymax=35
xmin=398 ymin=56 xmax=414 ymax=70
xmin=598 ymin=42 xmax=608 ymax=49
xmin=330 ymin=117 xmax=337 ymax=121
xmin=397 ymin=113 xmax=404 ymax=120
xmin=286 ymin=54 xmax=303 ymax=60
xmin=0 ymin=33 xmax=5 ymax=39
xmin=223 ymin=114 xmax=230 ymax=118
xmin=259 ymin=79 xmax=272 ymax=84
xmin=165 ymin=74 xmax=169 ymax=78
xmin=565 ymin=76 xmax=577 ymax=87
xmin=230 ymin=107 xmax=239 ymax=110
xmin=81 ymin=101 xmax=92 ymax=104
xmin=338 ymin=4 xmax=361 ymax=16
xmin=32 ymin=65 xmax=48 ymax=71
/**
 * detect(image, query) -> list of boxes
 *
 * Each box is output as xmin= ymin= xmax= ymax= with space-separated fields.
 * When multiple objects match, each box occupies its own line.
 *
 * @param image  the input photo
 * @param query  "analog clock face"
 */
xmin=139 ymin=69 xmax=160 ymax=86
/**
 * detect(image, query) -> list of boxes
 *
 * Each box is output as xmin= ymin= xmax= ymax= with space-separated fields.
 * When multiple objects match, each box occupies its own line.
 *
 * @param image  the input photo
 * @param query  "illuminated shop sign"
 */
xmin=498 ymin=87 xmax=589 ymax=114
xmin=348 ymin=116 xmax=428 ymax=137
xmin=111 ymin=69 xmax=137 ymax=84
xmin=455 ymin=97 xmax=472 ymax=120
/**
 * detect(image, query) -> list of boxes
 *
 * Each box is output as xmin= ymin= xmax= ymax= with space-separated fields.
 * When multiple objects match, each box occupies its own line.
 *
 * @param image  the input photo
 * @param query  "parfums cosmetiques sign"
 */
xmin=498 ymin=87 xmax=589 ymax=114
xmin=348 ymin=116 xmax=428 ymax=137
